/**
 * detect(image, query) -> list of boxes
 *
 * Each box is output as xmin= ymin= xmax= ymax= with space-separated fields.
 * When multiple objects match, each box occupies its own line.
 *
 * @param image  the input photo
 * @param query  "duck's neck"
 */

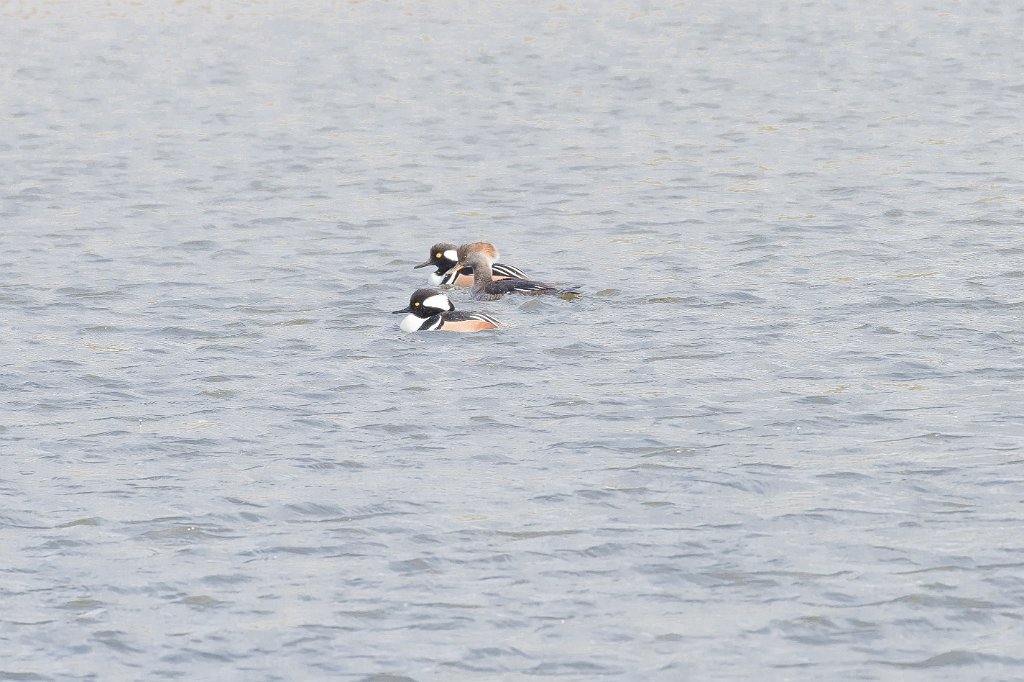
xmin=472 ymin=262 xmax=494 ymax=284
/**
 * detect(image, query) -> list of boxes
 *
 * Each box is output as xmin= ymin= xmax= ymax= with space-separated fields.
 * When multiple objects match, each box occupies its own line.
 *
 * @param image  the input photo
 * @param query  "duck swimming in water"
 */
xmin=455 ymin=249 xmax=579 ymax=301
xmin=392 ymin=288 xmax=501 ymax=332
xmin=414 ymin=241 xmax=529 ymax=286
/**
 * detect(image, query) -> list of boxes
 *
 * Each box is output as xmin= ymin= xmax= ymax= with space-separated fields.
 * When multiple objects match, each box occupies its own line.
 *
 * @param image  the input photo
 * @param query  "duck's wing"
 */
xmin=489 ymin=278 xmax=558 ymax=295
xmin=492 ymin=262 xmax=530 ymax=279
xmin=445 ymin=310 xmax=501 ymax=326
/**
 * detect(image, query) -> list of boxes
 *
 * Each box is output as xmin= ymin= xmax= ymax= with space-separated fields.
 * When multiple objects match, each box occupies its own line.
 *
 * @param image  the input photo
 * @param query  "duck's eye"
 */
xmin=414 ymin=302 xmax=420 ymax=307
xmin=435 ymin=252 xmax=442 ymax=259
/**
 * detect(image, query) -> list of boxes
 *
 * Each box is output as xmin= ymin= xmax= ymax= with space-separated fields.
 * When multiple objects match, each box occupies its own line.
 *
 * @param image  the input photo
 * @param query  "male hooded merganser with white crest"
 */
xmin=392 ymin=288 xmax=501 ymax=332
xmin=456 ymin=250 xmax=580 ymax=301
xmin=414 ymin=242 xmax=529 ymax=286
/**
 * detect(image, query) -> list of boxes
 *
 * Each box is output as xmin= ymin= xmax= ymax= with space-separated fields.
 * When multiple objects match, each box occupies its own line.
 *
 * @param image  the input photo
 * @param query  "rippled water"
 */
xmin=3 ymin=1 xmax=1024 ymax=679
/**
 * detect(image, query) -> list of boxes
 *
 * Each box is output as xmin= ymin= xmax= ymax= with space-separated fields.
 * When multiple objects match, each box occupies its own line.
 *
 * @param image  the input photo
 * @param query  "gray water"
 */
xmin=3 ymin=1 xmax=1024 ymax=680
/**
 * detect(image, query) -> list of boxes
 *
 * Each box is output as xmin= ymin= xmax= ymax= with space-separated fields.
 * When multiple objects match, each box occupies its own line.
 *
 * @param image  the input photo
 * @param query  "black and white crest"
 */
xmin=393 ymin=288 xmax=456 ymax=332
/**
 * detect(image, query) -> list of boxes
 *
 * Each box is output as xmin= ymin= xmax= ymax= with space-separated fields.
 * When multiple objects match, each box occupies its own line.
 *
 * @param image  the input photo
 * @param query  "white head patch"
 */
xmin=443 ymin=249 xmax=458 ymax=262
xmin=422 ymin=294 xmax=453 ymax=311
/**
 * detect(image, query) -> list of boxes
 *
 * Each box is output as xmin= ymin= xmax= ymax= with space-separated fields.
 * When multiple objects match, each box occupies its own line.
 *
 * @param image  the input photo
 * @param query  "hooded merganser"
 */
xmin=414 ymin=242 xmax=529 ymax=286
xmin=456 ymin=251 xmax=580 ymax=301
xmin=392 ymin=288 xmax=501 ymax=332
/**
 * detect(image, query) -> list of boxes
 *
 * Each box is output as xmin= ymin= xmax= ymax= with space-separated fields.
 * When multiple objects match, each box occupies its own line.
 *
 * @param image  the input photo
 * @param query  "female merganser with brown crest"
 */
xmin=456 ymin=250 xmax=580 ymax=301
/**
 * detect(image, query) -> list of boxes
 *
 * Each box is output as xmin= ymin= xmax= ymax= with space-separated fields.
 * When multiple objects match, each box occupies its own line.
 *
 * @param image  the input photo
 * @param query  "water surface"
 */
xmin=2 ymin=1 xmax=1024 ymax=679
